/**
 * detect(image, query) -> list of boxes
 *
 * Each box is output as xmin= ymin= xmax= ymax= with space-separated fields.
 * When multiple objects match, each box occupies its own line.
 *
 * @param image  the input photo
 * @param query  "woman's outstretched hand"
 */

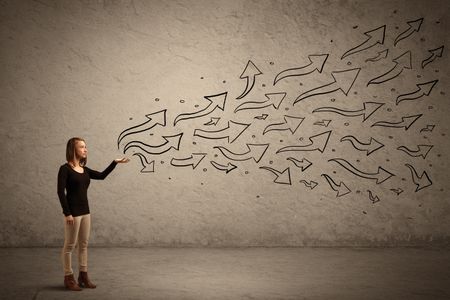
xmin=115 ymin=157 xmax=130 ymax=163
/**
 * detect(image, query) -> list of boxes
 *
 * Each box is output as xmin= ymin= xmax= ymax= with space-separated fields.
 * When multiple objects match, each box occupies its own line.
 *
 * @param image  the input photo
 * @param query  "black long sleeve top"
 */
xmin=57 ymin=161 xmax=117 ymax=217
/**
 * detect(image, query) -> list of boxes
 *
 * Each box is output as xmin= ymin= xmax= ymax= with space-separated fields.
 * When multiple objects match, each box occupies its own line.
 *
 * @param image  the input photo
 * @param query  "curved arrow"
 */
xmin=394 ymin=18 xmax=424 ymax=47
xmin=236 ymin=60 xmax=262 ymax=99
xmin=132 ymin=153 xmax=155 ymax=173
xmin=340 ymin=135 xmax=384 ymax=155
xmin=341 ymin=25 xmax=386 ymax=59
xmin=170 ymin=153 xmax=206 ymax=169
xmin=321 ymin=174 xmax=351 ymax=197
xmin=204 ymin=117 xmax=221 ymax=126
xmin=260 ymin=166 xmax=292 ymax=185
xmin=372 ymin=114 xmax=422 ymax=130
xmin=287 ymin=157 xmax=312 ymax=171
xmin=117 ymin=109 xmax=167 ymax=149
xmin=397 ymin=145 xmax=433 ymax=159
xmin=390 ymin=188 xmax=404 ymax=195
xmin=277 ymin=131 xmax=332 ymax=154
xmin=314 ymin=119 xmax=331 ymax=127
xmin=123 ymin=133 xmax=183 ymax=155
xmin=329 ymin=158 xmax=395 ymax=184
xmin=255 ymin=114 xmax=269 ymax=120
xmin=367 ymin=51 xmax=412 ymax=86
xmin=300 ymin=180 xmax=318 ymax=189
xmin=263 ymin=115 xmax=304 ymax=135
xmin=313 ymin=102 xmax=384 ymax=122
xmin=405 ymin=164 xmax=432 ymax=192
xmin=294 ymin=68 xmax=360 ymax=104
xmin=420 ymin=125 xmax=435 ymax=133
xmin=174 ymin=92 xmax=227 ymax=125
xmin=368 ymin=190 xmax=380 ymax=204
xmin=210 ymin=161 xmax=237 ymax=174
xmin=214 ymin=143 xmax=269 ymax=163
xmin=194 ymin=121 xmax=250 ymax=143
xmin=274 ymin=54 xmax=329 ymax=85
xmin=396 ymin=80 xmax=438 ymax=105
xmin=422 ymin=46 xmax=444 ymax=69
xmin=365 ymin=49 xmax=389 ymax=63
xmin=234 ymin=92 xmax=286 ymax=113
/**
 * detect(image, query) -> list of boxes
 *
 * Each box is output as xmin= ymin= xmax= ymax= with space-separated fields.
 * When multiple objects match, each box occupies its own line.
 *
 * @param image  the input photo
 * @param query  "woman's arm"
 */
xmin=87 ymin=157 xmax=129 ymax=180
xmin=57 ymin=165 xmax=72 ymax=216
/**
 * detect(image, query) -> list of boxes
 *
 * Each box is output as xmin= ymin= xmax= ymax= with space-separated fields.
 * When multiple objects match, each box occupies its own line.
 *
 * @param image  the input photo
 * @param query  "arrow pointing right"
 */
xmin=321 ymin=174 xmax=351 ymax=197
xmin=396 ymin=80 xmax=438 ymax=105
xmin=273 ymin=54 xmax=329 ymax=85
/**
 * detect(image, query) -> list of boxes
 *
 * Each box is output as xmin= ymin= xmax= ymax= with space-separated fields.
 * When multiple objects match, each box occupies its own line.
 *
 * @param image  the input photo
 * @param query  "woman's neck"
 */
xmin=70 ymin=159 xmax=81 ymax=168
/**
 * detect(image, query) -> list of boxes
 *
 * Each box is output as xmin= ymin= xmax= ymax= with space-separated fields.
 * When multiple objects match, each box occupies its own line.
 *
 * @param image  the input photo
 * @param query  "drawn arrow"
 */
xmin=329 ymin=158 xmax=395 ymax=184
xmin=277 ymin=131 xmax=332 ymax=154
xmin=397 ymin=145 xmax=433 ymax=159
xmin=287 ymin=157 xmax=312 ymax=171
xmin=210 ymin=161 xmax=237 ymax=173
xmin=300 ymin=180 xmax=318 ymax=189
xmin=263 ymin=115 xmax=304 ymax=135
xmin=117 ymin=109 xmax=167 ymax=149
xmin=390 ymin=188 xmax=404 ymax=195
xmin=214 ymin=143 xmax=269 ymax=163
xmin=420 ymin=125 xmax=435 ymax=133
xmin=236 ymin=60 xmax=263 ymax=99
xmin=313 ymin=102 xmax=384 ymax=122
xmin=341 ymin=25 xmax=386 ymax=59
xmin=260 ymin=166 xmax=292 ymax=185
xmin=365 ymin=49 xmax=389 ymax=63
xmin=372 ymin=114 xmax=422 ymax=130
xmin=394 ymin=18 xmax=424 ymax=47
xmin=294 ymin=68 xmax=360 ymax=105
xmin=255 ymin=114 xmax=269 ymax=120
xmin=405 ymin=164 xmax=432 ymax=192
xmin=123 ymin=133 xmax=183 ymax=155
xmin=313 ymin=119 xmax=332 ymax=127
xmin=422 ymin=46 xmax=444 ymax=69
xmin=367 ymin=51 xmax=412 ymax=86
xmin=321 ymin=174 xmax=351 ymax=197
xmin=273 ymin=54 xmax=329 ymax=85
xmin=340 ymin=135 xmax=384 ymax=155
xmin=170 ymin=153 xmax=206 ymax=169
xmin=174 ymin=92 xmax=227 ymax=125
xmin=204 ymin=117 xmax=220 ymax=126
xmin=234 ymin=92 xmax=286 ymax=113
xmin=132 ymin=153 xmax=155 ymax=173
xmin=194 ymin=121 xmax=250 ymax=143
xmin=396 ymin=80 xmax=438 ymax=105
xmin=368 ymin=190 xmax=380 ymax=204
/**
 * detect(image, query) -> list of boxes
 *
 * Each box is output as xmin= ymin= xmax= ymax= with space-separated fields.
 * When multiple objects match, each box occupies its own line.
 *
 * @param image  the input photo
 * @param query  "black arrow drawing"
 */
xmin=133 ymin=153 xmax=155 ymax=173
xmin=300 ymin=180 xmax=318 ymax=189
xmin=273 ymin=54 xmax=329 ymax=85
xmin=236 ymin=60 xmax=262 ymax=99
xmin=368 ymin=190 xmax=380 ymax=204
xmin=397 ymin=145 xmax=433 ymax=159
xmin=194 ymin=121 xmax=250 ymax=143
xmin=422 ymin=46 xmax=444 ymax=69
xmin=210 ymin=161 xmax=237 ymax=174
xmin=329 ymin=158 xmax=395 ymax=184
xmin=117 ymin=109 xmax=167 ymax=149
xmin=321 ymin=174 xmax=351 ymax=197
xmin=214 ymin=143 xmax=269 ymax=163
xmin=396 ymin=80 xmax=438 ymax=105
xmin=313 ymin=102 xmax=384 ymax=122
xmin=234 ymin=92 xmax=286 ymax=113
xmin=372 ymin=114 xmax=422 ymax=130
xmin=313 ymin=119 xmax=332 ymax=127
xmin=420 ymin=125 xmax=435 ymax=133
xmin=174 ymin=92 xmax=227 ymax=125
xmin=365 ymin=49 xmax=389 ymax=63
xmin=405 ymin=164 xmax=432 ymax=192
xmin=170 ymin=153 xmax=206 ymax=169
xmin=341 ymin=25 xmax=386 ymax=59
xmin=390 ymin=188 xmax=404 ymax=195
xmin=367 ymin=51 xmax=412 ymax=86
xmin=294 ymin=68 xmax=360 ymax=104
xmin=260 ymin=166 xmax=292 ymax=185
xmin=277 ymin=131 xmax=332 ymax=154
xmin=255 ymin=114 xmax=269 ymax=120
xmin=340 ymin=135 xmax=384 ymax=156
xmin=124 ymin=133 xmax=183 ymax=155
xmin=263 ymin=115 xmax=304 ymax=135
xmin=287 ymin=157 xmax=312 ymax=171
xmin=394 ymin=18 xmax=424 ymax=47
xmin=204 ymin=117 xmax=221 ymax=126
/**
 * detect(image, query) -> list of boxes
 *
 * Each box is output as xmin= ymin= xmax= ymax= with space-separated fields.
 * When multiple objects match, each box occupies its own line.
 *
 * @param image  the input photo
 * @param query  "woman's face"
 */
xmin=75 ymin=140 xmax=88 ymax=159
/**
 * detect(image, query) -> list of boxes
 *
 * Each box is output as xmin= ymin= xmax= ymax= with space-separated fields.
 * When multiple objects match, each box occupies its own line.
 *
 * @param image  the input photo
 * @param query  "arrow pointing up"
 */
xmin=394 ymin=18 xmax=424 ymax=47
xmin=274 ymin=54 xmax=329 ymax=85
xmin=236 ymin=60 xmax=263 ymax=99
xmin=422 ymin=46 xmax=444 ymax=69
xmin=341 ymin=25 xmax=386 ymax=59
xmin=174 ymin=92 xmax=227 ymax=125
xmin=367 ymin=51 xmax=412 ymax=86
xmin=396 ymin=80 xmax=438 ymax=105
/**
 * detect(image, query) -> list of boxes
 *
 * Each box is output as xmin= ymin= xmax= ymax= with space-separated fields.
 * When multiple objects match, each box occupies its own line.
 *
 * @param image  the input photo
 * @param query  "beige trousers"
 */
xmin=61 ymin=214 xmax=91 ymax=276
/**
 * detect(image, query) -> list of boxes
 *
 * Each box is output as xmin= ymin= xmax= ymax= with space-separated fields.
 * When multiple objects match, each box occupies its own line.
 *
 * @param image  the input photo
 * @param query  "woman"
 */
xmin=57 ymin=137 xmax=129 ymax=291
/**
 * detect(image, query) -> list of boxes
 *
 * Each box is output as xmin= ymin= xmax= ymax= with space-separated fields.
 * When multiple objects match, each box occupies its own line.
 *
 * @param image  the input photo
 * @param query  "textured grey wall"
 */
xmin=1 ymin=0 xmax=449 ymax=247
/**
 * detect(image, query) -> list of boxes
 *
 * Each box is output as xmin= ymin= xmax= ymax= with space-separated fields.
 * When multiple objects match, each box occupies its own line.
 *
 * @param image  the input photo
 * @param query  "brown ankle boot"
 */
xmin=64 ymin=274 xmax=82 ymax=291
xmin=78 ymin=271 xmax=97 ymax=288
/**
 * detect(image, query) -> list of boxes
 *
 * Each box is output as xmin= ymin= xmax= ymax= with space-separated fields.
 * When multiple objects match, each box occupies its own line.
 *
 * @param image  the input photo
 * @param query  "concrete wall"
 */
xmin=1 ymin=0 xmax=449 ymax=247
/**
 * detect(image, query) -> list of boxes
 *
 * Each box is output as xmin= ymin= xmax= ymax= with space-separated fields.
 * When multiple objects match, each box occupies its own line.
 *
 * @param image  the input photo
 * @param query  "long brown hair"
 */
xmin=66 ymin=137 xmax=87 ymax=167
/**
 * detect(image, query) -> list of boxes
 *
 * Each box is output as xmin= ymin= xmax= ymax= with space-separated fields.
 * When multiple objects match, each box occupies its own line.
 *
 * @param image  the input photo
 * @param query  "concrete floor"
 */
xmin=1 ymin=247 xmax=449 ymax=300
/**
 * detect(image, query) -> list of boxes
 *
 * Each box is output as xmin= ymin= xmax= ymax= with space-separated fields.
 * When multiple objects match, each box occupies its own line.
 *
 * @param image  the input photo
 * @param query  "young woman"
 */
xmin=57 ymin=137 xmax=129 ymax=291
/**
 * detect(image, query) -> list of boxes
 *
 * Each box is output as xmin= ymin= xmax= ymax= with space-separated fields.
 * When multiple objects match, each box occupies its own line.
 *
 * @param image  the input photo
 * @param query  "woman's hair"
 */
xmin=66 ymin=137 xmax=87 ymax=167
